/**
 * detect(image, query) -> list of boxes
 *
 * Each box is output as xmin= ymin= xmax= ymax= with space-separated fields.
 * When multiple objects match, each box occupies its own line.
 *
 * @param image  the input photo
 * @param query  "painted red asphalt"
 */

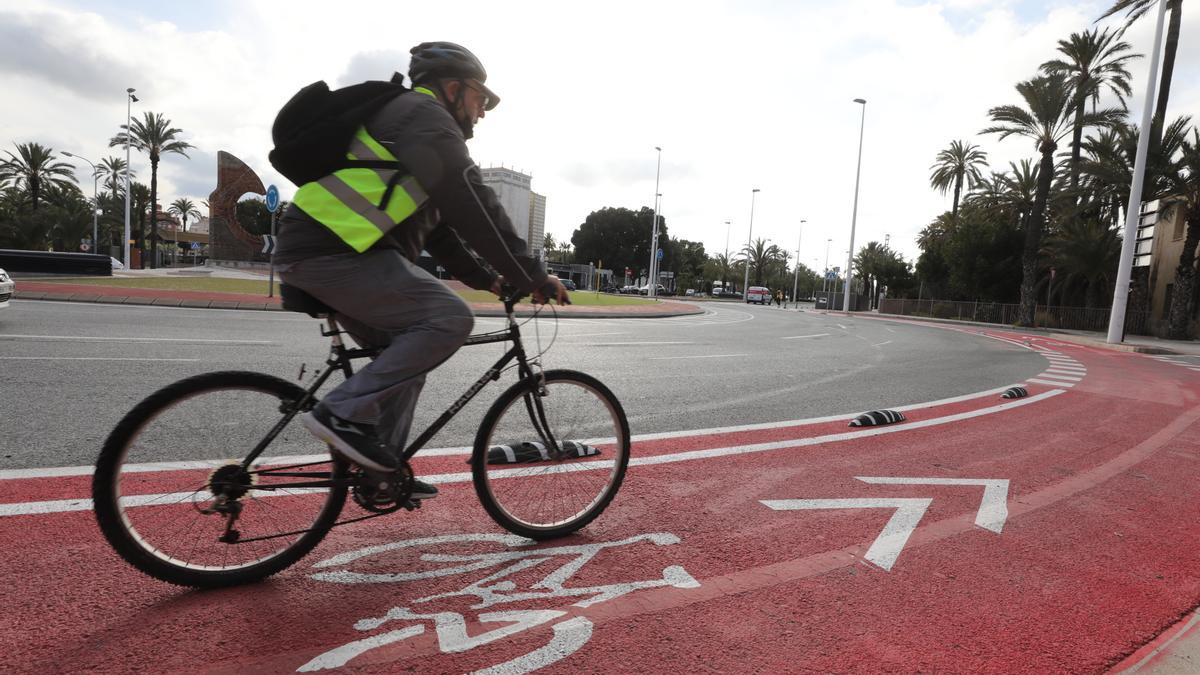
xmin=2 ymin=330 xmax=1198 ymax=672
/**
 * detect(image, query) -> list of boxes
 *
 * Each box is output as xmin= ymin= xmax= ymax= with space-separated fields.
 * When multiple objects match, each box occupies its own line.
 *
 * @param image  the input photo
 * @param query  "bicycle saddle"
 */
xmin=280 ymin=283 xmax=332 ymax=317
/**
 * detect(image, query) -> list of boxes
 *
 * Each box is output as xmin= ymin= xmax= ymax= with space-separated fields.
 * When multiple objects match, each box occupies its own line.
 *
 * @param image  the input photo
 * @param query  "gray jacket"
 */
xmin=273 ymin=88 xmax=548 ymax=294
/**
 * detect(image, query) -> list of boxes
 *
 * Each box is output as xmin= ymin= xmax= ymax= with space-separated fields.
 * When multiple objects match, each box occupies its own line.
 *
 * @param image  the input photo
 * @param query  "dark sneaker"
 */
xmin=410 ymin=478 xmax=439 ymax=500
xmin=301 ymin=406 xmax=398 ymax=473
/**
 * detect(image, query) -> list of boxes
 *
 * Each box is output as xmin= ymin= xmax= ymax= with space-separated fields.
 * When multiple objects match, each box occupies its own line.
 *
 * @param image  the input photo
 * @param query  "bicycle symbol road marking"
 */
xmin=299 ymin=532 xmax=698 ymax=672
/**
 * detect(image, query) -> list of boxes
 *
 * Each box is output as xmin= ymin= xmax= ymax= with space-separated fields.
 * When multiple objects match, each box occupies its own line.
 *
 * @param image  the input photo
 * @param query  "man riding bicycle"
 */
xmin=273 ymin=42 xmax=569 ymax=499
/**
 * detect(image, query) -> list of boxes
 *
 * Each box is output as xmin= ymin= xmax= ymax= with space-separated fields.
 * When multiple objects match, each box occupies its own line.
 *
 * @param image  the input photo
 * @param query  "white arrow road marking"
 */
xmin=760 ymin=498 xmax=932 ymax=571
xmin=854 ymin=477 xmax=1010 ymax=533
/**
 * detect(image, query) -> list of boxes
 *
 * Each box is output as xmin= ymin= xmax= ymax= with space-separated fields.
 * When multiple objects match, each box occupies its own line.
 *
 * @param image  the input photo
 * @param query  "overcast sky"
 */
xmin=1 ymin=0 xmax=1196 ymax=271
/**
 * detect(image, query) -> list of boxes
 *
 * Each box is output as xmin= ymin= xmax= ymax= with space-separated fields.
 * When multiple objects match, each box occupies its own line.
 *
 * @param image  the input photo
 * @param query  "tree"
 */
xmin=570 ymin=206 xmax=665 ymax=280
xmin=1160 ymin=126 xmax=1200 ymax=339
xmin=1099 ymin=0 xmax=1184 ymax=145
xmin=983 ymin=74 xmax=1125 ymax=325
xmin=0 ymin=142 xmax=77 ymax=212
xmin=1040 ymin=27 xmax=1139 ymax=192
xmin=542 ymin=232 xmax=555 ymax=254
xmin=1041 ymin=218 xmax=1122 ymax=308
xmin=168 ymin=198 xmax=201 ymax=232
xmin=110 ymin=112 xmax=193 ymax=268
xmin=740 ymin=237 xmax=783 ymax=286
xmin=97 ymin=156 xmax=134 ymax=198
xmin=929 ymin=140 xmax=988 ymax=222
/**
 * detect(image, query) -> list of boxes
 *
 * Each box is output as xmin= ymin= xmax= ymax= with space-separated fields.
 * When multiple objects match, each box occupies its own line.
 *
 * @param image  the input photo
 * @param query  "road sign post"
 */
xmin=266 ymin=185 xmax=279 ymax=298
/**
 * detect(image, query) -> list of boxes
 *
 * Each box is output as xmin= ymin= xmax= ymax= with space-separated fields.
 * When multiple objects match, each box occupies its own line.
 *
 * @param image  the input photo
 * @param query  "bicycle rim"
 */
xmin=473 ymin=370 xmax=629 ymax=539
xmin=93 ymin=371 xmax=347 ymax=587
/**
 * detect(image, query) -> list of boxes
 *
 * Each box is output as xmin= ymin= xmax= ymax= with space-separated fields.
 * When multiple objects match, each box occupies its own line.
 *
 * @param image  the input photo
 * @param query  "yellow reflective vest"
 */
xmin=291 ymin=88 xmax=434 ymax=253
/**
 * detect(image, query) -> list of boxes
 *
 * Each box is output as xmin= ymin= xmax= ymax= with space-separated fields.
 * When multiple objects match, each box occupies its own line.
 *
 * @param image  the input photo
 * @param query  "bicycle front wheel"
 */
xmin=472 ymin=369 xmax=630 ymax=540
xmin=92 ymin=371 xmax=348 ymax=588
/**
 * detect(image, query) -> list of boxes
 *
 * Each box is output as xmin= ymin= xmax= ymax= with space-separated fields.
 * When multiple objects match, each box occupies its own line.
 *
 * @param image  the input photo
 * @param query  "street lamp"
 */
xmin=741 ymin=188 xmax=760 ymax=297
xmin=123 ymin=87 xmax=138 ymax=268
xmin=823 ymin=238 xmax=832 ymax=292
xmin=844 ymin=97 xmax=866 ymax=313
xmin=792 ymin=219 xmax=806 ymax=303
xmin=62 ymin=152 xmax=99 ymax=256
xmin=647 ymin=146 xmax=662 ymax=298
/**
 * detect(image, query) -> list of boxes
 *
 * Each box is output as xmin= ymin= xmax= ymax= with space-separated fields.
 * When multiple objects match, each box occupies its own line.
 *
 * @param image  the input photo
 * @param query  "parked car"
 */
xmin=620 ymin=285 xmax=640 ymax=295
xmin=639 ymin=284 xmax=667 ymax=296
xmin=684 ymin=289 xmax=696 ymax=296
xmin=110 ymin=257 xmax=125 ymax=271
xmin=746 ymin=286 xmax=771 ymax=304
xmin=560 ymin=278 xmax=577 ymax=291
xmin=0 ymin=267 xmax=13 ymax=310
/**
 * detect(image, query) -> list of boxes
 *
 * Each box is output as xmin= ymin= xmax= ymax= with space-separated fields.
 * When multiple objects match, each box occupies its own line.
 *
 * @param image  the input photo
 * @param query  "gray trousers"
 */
xmin=278 ymin=250 xmax=474 ymax=451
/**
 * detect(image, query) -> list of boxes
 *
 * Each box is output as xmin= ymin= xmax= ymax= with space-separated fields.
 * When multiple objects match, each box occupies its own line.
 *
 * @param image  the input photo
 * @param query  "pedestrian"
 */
xmin=774 ymin=289 xmax=783 ymax=308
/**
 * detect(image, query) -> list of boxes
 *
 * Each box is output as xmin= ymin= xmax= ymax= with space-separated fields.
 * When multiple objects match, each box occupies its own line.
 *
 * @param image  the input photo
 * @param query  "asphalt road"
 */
xmin=0 ymin=299 xmax=1044 ymax=470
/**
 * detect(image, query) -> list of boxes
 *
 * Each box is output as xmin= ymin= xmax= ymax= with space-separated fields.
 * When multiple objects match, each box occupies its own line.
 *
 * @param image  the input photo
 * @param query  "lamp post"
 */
xmin=62 ymin=152 xmax=99 ymax=256
xmin=843 ymin=97 xmax=867 ymax=313
xmin=1107 ymin=0 xmax=1168 ymax=344
xmin=823 ymin=238 xmax=832 ymax=292
xmin=123 ymin=87 xmax=138 ymax=268
xmin=741 ymin=188 xmax=760 ymax=297
xmin=647 ymin=146 xmax=662 ymax=297
xmin=792 ymin=219 xmax=806 ymax=303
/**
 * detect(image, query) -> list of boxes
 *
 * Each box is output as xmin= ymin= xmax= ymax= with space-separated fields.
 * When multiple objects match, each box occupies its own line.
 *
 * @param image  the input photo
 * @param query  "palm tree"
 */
xmin=983 ymin=75 xmax=1126 ymax=325
xmin=96 ymin=156 xmax=133 ymax=198
xmin=1081 ymin=116 xmax=1191 ymax=227
xmin=542 ymin=232 xmax=555 ymax=256
xmin=168 ymin=198 xmax=201 ymax=233
xmin=110 ymin=112 xmax=193 ymax=268
xmin=0 ymin=142 xmax=77 ymax=211
xmin=1160 ymin=126 xmax=1200 ymax=339
xmin=1041 ymin=219 xmax=1122 ymax=307
xmin=1040 ymin=27 xmax=1139 ymax=192
xmin=929 ymin=140 xmax=989 ymax=222
xmin=741 ymin=237 xmax=783 ymax=286
xmin=129 ymin=182 xmax=152 ymax=258
xmin=1099 ymin=0 xmax=1184 ymax=144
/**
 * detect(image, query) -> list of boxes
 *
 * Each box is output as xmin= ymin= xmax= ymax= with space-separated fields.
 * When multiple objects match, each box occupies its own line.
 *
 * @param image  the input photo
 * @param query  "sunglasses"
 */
xmin=464 ymin=81 xmax=490 ymax=109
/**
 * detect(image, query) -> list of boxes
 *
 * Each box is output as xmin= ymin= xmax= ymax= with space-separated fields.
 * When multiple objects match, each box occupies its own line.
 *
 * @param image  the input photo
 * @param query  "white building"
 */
xmin=480 ymin=166 xmax=543 ymax=260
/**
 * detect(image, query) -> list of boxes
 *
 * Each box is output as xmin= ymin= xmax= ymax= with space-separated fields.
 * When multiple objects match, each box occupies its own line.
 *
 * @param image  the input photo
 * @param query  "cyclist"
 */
xmin=273 ymin=41 xmax=568 ymax=499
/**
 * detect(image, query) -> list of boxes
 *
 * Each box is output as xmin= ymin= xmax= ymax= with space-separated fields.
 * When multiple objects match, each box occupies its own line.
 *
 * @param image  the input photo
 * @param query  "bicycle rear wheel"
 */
xmin=92 ymin=371 xmax=347 ymax=588
xmin=472 ymin=369 xmax=630 ymax=540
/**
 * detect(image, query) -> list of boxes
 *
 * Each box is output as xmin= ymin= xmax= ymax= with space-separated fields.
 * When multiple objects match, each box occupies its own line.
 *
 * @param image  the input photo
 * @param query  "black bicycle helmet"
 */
xmin=408 ymin=41 xmax=499 ymax=110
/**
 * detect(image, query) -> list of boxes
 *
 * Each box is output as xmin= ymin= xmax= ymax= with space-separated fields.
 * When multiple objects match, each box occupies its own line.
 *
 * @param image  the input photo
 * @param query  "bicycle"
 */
xmin=92 ymin=284 xmax=631 ymax=589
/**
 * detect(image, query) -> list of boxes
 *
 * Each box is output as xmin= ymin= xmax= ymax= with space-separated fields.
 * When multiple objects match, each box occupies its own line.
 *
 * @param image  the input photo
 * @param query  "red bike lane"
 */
xmin=2 ymin=332 xmax=1198 ymax=673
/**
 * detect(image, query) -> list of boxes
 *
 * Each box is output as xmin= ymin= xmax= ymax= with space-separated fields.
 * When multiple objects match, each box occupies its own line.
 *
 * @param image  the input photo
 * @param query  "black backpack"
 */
xmin=268 ymin=73 xmax=410 ymax=186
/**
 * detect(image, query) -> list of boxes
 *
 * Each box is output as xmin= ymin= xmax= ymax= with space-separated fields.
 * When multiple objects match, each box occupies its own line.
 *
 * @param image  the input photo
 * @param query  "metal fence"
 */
xmin=878 ymin=298 xmax=1151 ymax=335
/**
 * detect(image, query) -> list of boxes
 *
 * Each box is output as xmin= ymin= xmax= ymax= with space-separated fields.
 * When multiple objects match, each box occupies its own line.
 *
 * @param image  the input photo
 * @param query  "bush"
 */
xmin=1034 ymin=311 xmax=1059 ymax=328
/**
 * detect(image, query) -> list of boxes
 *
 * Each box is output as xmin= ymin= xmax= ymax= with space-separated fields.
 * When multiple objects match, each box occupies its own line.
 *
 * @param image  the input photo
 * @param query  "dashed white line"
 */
xmin=0 ymin=357 xmax=201 ymax=362
xmin=649 ymin=353 xmax=749 ymax=360
xmin=781 ymin=334 xmax=830 ymax=340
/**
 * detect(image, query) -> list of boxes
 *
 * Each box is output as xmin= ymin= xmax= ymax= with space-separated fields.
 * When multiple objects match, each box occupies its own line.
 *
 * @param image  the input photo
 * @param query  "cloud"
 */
xmin=336 ymin=50 xmax=409 ymax=87
xmin=0 ymin=8 xmax=138 ymax=100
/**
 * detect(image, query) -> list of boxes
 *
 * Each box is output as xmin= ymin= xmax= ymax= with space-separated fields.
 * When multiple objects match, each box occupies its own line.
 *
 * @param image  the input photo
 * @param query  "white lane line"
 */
xmin=873 ymin=341 xmax=893 ymax=347
xmin=0 ymin=383 xmax=1032 ymax=481
xmin=0 ymin=390 xmax=1065 ymax=517
xmin=1028 ymin=378 xmax=1075 ymax=387
xmin=837 ymin=324 xmax=848 ymax=330
xmin=1038 ymin=372 xmax=1083 ymax=382
xmin=0 ymin=357 xmax=201 ymax=362
xmin=649 ymin=353 xmax=749 ymax=360
xmin=780 ymin=334 xmax=830 ymax=340
xmin=592 ymin=341 xmax=693 ymax=346
xmin=1044 ymin=368 xmax=1085 ymax=377
xmin=0 ymin=333 xmax=274 ymax=345
xmin=559 ymin=332 xmax=630 ymax=338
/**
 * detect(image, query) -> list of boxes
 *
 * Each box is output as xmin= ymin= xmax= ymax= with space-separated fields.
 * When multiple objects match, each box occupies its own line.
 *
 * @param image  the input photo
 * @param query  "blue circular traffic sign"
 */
xmin=656 ymin=248 xmax=664 ymax=261
xmin=266 ymin=185 xmax=280 ymax=213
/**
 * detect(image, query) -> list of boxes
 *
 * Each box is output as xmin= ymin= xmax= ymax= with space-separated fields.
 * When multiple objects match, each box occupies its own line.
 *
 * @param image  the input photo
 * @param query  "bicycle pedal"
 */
xmin=402 ymin=499 xmax=421 ymax=511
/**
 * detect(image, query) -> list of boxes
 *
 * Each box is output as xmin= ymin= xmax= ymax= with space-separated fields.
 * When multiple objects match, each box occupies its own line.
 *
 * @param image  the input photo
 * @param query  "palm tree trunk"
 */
xmin=30 ymin=175 xmax=40 ymax=211
xmin=952 ymin=174 xmax=962 ymax=222
xmin=1019 ymin=148 xmax=1056 ymax=326
xmin=1151 ymin=0 xmax=1182 ymax=144
xmin=1167 ymin=205 xmax=1199 ymax=339
xmin=1069 ymin=91 xmax=1087 ymax=193
xmin=149 ymin=155 xmax=159 ymax=269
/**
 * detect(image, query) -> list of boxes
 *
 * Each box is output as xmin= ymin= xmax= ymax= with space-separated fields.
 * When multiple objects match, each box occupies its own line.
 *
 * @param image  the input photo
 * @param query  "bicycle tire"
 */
xmin=472 ymin=369 xmax=630 ymax=540
xmin=92 ymin=370 xmax=348 ymax=588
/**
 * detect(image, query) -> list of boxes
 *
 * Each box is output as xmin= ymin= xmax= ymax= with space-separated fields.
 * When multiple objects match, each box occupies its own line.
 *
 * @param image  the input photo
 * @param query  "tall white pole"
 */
xmin=741 ymin=188 xmax=760 ymax=297
xmin=792 ymin=219 xmax=805 ymax=302
xmin=1107 ymin=0 xmax=1168 ymax=344
xmin=123 ymin=88 xmax=135 ymax=268
xmin=844 ymin=98 xmax=867 ymax=313
xmin=823 ymin=238 xmax=832 ymax=292
xmin=63 ymin=151 xmax=100 ymax=256
xmin=647 ymin=146 xmax=662 ymax=297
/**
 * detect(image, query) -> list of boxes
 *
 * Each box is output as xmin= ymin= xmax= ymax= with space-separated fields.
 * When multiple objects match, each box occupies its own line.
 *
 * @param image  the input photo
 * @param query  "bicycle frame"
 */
xmin=240 ymin=294 xmax=560 ymax=486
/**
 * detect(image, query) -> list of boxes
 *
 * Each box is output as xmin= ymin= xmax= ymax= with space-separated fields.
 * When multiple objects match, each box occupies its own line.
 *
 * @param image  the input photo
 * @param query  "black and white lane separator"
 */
xmin=1147 ymin=354 xmax=1200 ymax=374
xmin=1026 ymin=349 xmax=1087 ymax=388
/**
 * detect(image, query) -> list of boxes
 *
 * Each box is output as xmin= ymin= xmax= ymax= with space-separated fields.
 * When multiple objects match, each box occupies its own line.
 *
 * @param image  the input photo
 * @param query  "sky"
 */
xmin=1 ymin=0 xmax=1197 ymax=273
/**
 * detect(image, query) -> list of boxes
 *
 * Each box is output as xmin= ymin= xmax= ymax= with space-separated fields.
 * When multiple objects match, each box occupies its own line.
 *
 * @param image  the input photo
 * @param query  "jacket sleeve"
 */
xmin=384 ymin=96 xmax=549 ymax=295
xmin=424 ymin=223 xmax=496 ymax=291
